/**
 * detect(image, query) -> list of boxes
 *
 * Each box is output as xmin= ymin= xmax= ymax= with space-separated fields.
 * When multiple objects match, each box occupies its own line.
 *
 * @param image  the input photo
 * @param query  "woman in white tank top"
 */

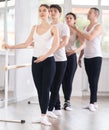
xmin=71 ymin=7 xmax=102 ymax=112
xmin=3 ymin=4 xmax=59 ymax=126
xmin=62 ymin=12 xmax=85 ymax=111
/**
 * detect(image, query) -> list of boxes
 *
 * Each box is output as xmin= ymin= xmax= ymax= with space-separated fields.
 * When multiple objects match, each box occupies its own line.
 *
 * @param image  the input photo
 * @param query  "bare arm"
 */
xmin=78 ymin=49 xmax=84 ymax=68
xmin=3 ymin=26 xmax=35 ymax=49
xmin=34 ymin=26 xmax=59 ymax=63
xmin=71 ymin=24 xmax=102 ymax=41
xmin=58 ymin=35 xmax=69 ymax=50
xmin=76 ymin=36 xmax=86 ymax=53
xmin=66 ymin=36 xmax=86 ymax=56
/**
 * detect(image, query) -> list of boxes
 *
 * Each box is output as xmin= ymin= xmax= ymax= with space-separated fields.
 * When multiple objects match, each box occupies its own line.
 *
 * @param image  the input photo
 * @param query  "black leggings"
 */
xmin=48 ymin=61 xmax=67 ymax=111
xmin=32 ymin=57 xmax=56 ymax=114
xmin=62 ymin=54 xmax=77 ymax=101
xmin=84 ymin=57 xmax=102 ymax=104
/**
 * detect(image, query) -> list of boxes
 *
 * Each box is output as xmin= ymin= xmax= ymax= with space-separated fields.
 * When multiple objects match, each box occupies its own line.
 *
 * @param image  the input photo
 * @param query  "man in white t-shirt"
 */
xmin=47 ymin=4 xmax=70 ymax=118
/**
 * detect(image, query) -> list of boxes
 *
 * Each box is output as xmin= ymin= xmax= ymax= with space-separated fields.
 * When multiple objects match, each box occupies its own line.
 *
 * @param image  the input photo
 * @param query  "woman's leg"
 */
xmin=32 ymin=57 xmax=56 ymax=113
xmin=62 ymin=54 xmax=77 ymax=101
xmin=40 ymin=57 xmax=56 ymax=114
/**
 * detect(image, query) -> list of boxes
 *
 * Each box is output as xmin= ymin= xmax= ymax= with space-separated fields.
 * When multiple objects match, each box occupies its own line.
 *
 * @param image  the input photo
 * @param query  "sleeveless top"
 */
xmin=54 ymin=23 xmax=70 ymax=61
xmin=33 ymin=26 xmax=54 ymax=57
xmin=65 ymin=31 xmax=77 ymax=51
xmin=84 ymin=23 xmax=102 ymax=58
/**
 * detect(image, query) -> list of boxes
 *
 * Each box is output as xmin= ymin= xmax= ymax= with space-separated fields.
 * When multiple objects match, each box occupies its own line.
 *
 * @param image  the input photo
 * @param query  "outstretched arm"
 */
xmin=3 ymin=26 xmax=35 ymax=49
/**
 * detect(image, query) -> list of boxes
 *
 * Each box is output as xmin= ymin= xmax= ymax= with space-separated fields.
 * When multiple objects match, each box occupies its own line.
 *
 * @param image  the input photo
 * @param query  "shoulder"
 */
xmin=59 ymin=23 xmax=69 ymax=29
xmin=60 ymin=23 xmax=70 ymax=36
xmin=51 ymin=25 xmax=58 ymax=33
xmin=94 ymin=23 xmax=102 ymax=33
xmin=31 ymin=25 xmax=37 ymax=32
xmin=94 ymin=23 xmax=102 ymax=29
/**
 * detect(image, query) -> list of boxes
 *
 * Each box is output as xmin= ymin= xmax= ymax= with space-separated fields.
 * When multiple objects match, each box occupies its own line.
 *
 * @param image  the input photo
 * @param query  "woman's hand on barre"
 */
xmin=2 ymin=43 xmax=11 ymax=49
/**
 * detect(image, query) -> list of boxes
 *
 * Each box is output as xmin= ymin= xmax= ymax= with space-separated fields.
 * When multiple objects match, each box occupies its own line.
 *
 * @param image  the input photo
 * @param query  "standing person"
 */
xmin=3 ymin=4 xmax=59 ymax=125
xmin=62 ymin=12 xmax=85 ymax=111
xmin=72 ymin=7 xmax=102 ymax=112
xmin=47 ymin=4 xmax=70 ymax=118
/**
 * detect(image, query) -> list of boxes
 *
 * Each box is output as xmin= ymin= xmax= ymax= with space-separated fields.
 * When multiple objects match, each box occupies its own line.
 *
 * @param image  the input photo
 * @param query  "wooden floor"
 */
xmin=0 ymin=96 xmax=109 ymax=130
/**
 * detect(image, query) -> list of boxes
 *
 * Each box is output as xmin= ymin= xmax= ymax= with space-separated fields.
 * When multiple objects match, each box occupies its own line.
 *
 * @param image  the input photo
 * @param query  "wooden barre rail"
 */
xmin=0 ymin=119 xmax=25 ymax=124
xmin=4 ymin=63 xmax=31 ymax=70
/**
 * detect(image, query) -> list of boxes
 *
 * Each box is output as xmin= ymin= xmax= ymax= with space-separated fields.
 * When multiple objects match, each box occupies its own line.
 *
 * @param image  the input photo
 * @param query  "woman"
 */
xmin=3 ymin=4 xmax=59 ymax=125
xmin=62 ymin=12 xmax=85 ymax=110
xmin=72 ymin=7 xmax=102 ymax=112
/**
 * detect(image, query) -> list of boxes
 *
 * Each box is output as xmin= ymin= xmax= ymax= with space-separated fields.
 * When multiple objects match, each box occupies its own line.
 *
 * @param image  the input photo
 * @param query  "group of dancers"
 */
xmin=3 ymin=4 xmax=102 ymax=126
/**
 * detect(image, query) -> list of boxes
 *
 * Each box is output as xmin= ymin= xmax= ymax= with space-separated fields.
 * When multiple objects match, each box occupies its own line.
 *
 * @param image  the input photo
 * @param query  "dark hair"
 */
xmin=90 ymin=7 xmax=100 ymax=15
xmin=66 ymin=12 xmax=76 ymax=20
xmin=50 ymin=4 xmax=62 ymax=13
xmin=40 ymin=4 xmax=50 ymax=9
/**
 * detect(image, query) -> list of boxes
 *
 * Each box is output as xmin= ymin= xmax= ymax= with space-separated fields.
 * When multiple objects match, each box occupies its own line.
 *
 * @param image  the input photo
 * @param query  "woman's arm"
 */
xmin=75 ymin=36 xmax=86 ymax=53
xmin=66 ymin=36 xmax=86 ymax=56
xmin=3 ymin=26 xmax=35 ymax=49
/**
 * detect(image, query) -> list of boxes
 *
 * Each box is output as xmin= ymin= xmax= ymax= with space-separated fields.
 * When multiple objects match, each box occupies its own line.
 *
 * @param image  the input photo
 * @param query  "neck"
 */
xmin=41 ymin=19 xmax=49 ymax=25
xmin=52 ymin=18 xmax=60 ymax=24
xmin=90 ymin=19 xmax=98 ymax=25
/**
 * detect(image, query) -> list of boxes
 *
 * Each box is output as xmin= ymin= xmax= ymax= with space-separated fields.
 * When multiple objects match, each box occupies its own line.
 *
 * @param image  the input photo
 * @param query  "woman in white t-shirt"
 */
xmin=3 ymin=4 xmax=59 ymax=125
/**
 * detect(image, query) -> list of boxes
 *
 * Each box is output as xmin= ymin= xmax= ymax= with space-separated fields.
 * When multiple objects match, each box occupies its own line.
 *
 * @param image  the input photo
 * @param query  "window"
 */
xmin=0 ymin=1 xmax=5 ymax=8
xmin=101 ymin=0 xmax=109 ymax=5
xmin=0 ymin=10 xmax=4 ymax=49
xmin=38 ymin=0 xmax=64 ymax=4
xmin=102 ymin=10 xmax=109 ymax=56
xmin=72 ymin=8 xmax=89 ymax=30
xmin=72 ymin=0 xmax=98 ymax=5
xmin=0 ymin=0 xmax=15 ymax=49
xmin=7 ymin=0 xmax=15 ymax=6
xmin=50 ymin=0 xmax=64 ymax=4
xmin=7 ymin=8 xmax=15 ymax=45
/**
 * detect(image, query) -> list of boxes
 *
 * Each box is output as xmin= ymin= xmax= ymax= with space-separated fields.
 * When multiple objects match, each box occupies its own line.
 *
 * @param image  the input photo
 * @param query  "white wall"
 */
xmin=15 ymin=0 xmax=38 ymax=101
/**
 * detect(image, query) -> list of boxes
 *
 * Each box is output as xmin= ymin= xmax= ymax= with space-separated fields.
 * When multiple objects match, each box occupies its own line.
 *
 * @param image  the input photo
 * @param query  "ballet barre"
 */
xmin=0 ymin=56 xmax=31 ymax=124
xmin=0 ymin=63 xmax=31 ymax=124
xmin=0 ymin=119 xmax=25 ymax=124
xmin=4 ymin=63 xmax=31 ymax=70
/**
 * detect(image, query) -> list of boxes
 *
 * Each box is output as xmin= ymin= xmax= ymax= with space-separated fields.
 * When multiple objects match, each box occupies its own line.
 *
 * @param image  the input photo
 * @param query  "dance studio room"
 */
xmin=0 ymin=0 xmax=109 ymax=130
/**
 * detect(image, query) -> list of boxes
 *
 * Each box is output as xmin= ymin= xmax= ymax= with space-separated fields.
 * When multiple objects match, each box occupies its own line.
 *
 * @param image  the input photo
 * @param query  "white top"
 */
xmin=65 ymin=31 xmax=77 ymax=51
xmin=54 ymin=23 xmax=70 ymax=61
xmin=84 ymin=24 xmax=102 ymax=58
xmin=33 ymin=26 xmax=54 ymax=57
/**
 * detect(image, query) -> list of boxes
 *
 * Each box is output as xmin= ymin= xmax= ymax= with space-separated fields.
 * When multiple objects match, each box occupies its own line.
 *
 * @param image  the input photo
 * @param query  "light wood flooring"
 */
xmin=0 ymin=96 xmax=109 ymax=130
